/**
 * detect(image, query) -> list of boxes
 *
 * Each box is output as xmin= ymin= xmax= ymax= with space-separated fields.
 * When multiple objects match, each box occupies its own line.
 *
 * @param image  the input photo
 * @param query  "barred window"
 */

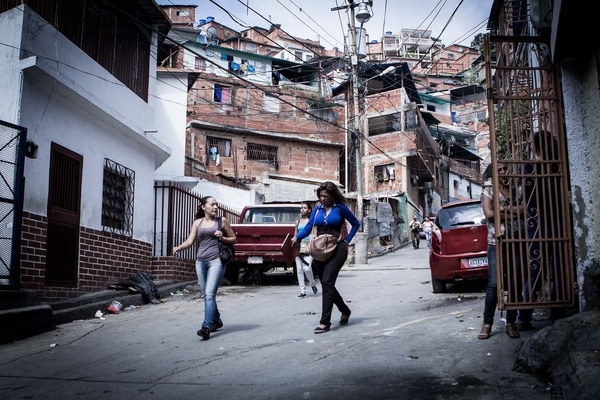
xmin=102 ymin=159 xmax=134 ymax=236
xmin=195 ymin=57 xmax=205 ymax=71
xmin=367 ymin=113 xmax=401 ymax=136
xmin=247 ymin=142 xmax=278 ymax=169
xmin=207 ymin=136 xmax=232 ymax=157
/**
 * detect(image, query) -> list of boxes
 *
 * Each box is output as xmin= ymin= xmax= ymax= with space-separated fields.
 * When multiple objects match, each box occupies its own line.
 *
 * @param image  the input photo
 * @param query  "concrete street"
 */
xmin=0 ymin=245 xmax=558 ymax=400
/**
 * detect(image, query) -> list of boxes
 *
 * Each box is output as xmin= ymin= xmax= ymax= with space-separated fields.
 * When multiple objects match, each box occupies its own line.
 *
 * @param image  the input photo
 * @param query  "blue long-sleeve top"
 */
xmin=295 ymin=203 xmax=360 ymax=243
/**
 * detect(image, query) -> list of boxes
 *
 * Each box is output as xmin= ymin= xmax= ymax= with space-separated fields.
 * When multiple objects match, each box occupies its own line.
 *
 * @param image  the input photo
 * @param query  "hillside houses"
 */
xmin=0 ymin=0 xmax=490 ymax=308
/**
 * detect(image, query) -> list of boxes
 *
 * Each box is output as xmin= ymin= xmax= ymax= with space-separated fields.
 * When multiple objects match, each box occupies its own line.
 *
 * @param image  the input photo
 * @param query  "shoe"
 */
xmin=314 ymin=325 xmax=330 ymax=334
xmin=340 ymin=310 xmax=351 ymax=325
xmin=197 ymin=326 xmax=211 ymax=340
xmin=477 ymin=324 xmax=492 ymax=340
xmin=211 ymin=319 xmax=223 ymax=332
xmin=517 ymin=320 xmax=533 ymax=331
xmin=506 ymin=323 xmax=520 ymax=338
xmin=312 ymin=285 xmax=318 ymax=294
xmin=297 ymin=293 xmax=307 ymax=298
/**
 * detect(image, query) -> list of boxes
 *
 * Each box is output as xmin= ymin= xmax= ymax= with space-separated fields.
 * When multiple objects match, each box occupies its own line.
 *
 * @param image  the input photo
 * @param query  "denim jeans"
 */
xmin=483 ymin=244 xmax=517 ymax=325
xmin=295 ymin=254 xmax=316 ymax=294
xmin=195 ymin=257 xmax=225 ymax=329
xmin=425 ymin=231 xmax=432 ymax=248
xmin=312 ymin=241 xmax=351 ymax=327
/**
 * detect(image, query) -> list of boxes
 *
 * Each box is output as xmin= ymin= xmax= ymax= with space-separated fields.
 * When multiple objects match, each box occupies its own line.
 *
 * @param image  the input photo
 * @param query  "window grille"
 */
xmin=195 ymin=57 xmax=205 ymax=71
xmin=102 ymin=159 xmax=134 ymax=237
xmin=247 ymin=143 xmax=278 ymax=169
xmin=368 ymin=113 xmax=401 ymax=136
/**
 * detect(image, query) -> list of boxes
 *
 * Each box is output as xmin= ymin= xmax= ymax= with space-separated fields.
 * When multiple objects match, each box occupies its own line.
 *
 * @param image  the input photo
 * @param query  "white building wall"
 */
xmin=448 ymin=172 xmax=481 ymax=202
xmin=0 ymin=6 xmax=171 ymax=243
xmin=154 ymin=72 xmax=189 ymax=179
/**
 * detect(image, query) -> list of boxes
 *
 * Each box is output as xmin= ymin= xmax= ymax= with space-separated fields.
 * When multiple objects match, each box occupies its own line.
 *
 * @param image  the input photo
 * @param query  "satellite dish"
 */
xmin=206 ymin=27 xmax=217 ymax=41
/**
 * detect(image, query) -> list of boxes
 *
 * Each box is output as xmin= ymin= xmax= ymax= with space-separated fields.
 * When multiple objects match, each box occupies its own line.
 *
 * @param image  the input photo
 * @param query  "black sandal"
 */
xmin=314 ymin=325 xmax=330 ymax=334
xmin=340 ymin=310 xmax=351 ymax=325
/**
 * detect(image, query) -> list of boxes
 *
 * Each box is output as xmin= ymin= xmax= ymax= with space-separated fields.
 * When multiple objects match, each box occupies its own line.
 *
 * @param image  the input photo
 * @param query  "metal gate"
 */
xmin=0 ymin=120 xmax=27 ymax=288
xmin=484 ymin=35 xmax=575 ymax=312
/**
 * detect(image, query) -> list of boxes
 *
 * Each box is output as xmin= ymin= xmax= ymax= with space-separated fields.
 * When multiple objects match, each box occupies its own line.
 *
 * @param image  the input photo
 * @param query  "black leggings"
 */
xmin=313 ymin=241 xmax=351 ymax=327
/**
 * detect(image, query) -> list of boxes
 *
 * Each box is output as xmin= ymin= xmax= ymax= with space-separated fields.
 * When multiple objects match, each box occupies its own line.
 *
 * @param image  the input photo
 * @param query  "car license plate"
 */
xmin=247 ymin=256 xmax=263 ymax=264
xmin=467 ymin=257 xmax=488 ymax=268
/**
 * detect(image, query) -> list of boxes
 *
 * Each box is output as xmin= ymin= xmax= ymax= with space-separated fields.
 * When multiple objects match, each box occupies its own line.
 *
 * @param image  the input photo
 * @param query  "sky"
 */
xmin=157 ymin=0 xmax=494 ymax=49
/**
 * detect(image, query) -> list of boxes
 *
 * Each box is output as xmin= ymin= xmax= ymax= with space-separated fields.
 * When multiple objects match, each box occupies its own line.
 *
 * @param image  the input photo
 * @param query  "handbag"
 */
xmin=307 ymin=225 xmax=340 ymax=262
xmin=216 ymin=217 xmax=235 ymax=265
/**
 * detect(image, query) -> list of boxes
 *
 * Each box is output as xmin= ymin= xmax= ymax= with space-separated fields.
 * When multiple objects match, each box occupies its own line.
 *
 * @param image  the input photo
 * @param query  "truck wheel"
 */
xmin=225 ymin=265 xmax=240 ymax=284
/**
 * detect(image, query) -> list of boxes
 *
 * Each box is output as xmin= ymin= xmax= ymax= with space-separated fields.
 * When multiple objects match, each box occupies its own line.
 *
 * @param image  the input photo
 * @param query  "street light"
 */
xmin=355 ymin=1 xmax=374 ymax=24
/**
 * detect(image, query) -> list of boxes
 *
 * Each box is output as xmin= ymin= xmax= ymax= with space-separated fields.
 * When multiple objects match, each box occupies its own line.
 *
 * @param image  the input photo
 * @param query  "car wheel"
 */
xmin=431 ymin=277 xmax=447 ymax=293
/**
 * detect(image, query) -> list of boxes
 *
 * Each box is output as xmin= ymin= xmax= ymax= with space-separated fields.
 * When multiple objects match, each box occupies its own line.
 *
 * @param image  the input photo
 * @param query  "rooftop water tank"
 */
xmin=199 ymin=19 xmax=206 ymax=25
xmin=206 ymin=16 xmax=214 ymax=22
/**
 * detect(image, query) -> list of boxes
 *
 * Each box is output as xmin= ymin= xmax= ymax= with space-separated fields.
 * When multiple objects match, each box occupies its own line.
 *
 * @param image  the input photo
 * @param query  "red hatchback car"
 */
xmin=428 ymin=199 xmax=488 ymax=293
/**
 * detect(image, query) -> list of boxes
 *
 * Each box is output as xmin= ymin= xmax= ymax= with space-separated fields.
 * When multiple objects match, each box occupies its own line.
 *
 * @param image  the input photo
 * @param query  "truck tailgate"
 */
xmin=231 ymin=224 xmax=297 ymax=265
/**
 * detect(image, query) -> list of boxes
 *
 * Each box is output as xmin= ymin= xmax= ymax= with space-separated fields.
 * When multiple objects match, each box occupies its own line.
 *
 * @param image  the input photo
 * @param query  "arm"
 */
xmin=220 ymin=217 xmax=237 ymax=245
xmin=173 ymin=219 xmax=201 ymax=255
xmin=341 ymin=204 xmax=360 ymax=243
xmin=292 ymin=209 xmax=316 ymax=245
xmin=482 ymin=190 xmax=495 ymax=220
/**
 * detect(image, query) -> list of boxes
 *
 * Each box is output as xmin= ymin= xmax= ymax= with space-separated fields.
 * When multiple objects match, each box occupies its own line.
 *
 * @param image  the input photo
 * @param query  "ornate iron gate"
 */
xmin=0 ymin=120 xmax=26 ymax=288
xmin=485 ymin=35 xmax=575 ymax=312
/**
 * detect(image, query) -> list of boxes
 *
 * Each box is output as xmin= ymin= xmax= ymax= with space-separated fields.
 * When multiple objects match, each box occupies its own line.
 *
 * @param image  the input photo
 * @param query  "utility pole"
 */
xmin=332 ymin=0 xmax=373 ymax=264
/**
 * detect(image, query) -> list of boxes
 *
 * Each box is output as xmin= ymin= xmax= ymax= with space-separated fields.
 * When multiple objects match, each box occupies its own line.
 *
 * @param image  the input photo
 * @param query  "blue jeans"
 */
xmin=483 ymin=244 xmax=517 ymax=326
xmin=195 ymin=257 xmax=225 ymax=329
xmin=425 ymin=231 xmax=432 ymax=248
xmin=312 ymin=241 xmax=351 ymax=327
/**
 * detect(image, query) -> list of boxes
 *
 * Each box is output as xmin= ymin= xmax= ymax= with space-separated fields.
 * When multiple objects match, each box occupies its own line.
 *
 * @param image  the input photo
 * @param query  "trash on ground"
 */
xmin=107 ymin=300 xmax=122 ymax=314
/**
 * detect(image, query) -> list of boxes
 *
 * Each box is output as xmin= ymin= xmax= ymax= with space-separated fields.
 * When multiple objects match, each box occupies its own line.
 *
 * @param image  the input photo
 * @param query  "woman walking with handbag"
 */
xmin=173 ymin=196 xmax=236 ymax=341
xmin=291 ymin=182 xmax=360 ymax=334
xmin=294 ymin=202 xmax=318 ymax=298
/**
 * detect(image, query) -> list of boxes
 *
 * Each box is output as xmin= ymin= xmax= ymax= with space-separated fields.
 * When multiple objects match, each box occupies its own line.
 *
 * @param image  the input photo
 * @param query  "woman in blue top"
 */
xmin=291 ymin=181 xmax=360 ymax=334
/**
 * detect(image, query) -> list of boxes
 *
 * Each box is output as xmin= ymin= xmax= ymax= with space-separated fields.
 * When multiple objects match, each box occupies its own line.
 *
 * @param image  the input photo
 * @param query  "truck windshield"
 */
xmin=241 ymin=207 xmax=301 ymax=224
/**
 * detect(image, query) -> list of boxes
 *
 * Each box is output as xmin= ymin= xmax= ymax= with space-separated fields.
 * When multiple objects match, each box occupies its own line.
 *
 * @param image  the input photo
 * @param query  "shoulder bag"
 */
xmin=307 ymin=224 xmax=340 ymax=262
xmin=216 ymin=217 xmax=235 ymax=265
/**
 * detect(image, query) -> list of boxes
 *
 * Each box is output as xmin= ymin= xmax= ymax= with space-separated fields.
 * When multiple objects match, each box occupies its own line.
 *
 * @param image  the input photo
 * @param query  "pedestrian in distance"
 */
xmin=173 ymin=196 xmax=237 ymax=341
xmin=422 ymin=216 xmax=435 ymax=248
xmin=410 ymin=216 xmax=422 ymax=249
xmin=478 ymin=162 xmax=526 ymax=340
xmin=291 ymin=181 xmax=360 ymax=334
xmin=294 ymin=202 xmax=318 ymax=298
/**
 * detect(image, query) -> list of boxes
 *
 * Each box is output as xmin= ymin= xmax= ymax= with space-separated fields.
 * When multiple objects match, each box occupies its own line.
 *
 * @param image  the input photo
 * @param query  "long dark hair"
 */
xmin=316 ymin=181 xmax=347 ymax=205
xmin=195 ymin=196 xmax=214 ymax=219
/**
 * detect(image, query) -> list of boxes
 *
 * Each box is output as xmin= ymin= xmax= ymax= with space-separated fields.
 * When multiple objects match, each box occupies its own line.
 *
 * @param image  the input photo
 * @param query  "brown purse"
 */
xmin=307 ymin=225 xmax=340 ymax=262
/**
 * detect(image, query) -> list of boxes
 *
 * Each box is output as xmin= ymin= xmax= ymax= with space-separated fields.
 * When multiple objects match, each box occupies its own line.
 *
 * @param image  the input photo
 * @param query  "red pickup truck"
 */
xmin=225 ymin=204 xmax=302 ymax=284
